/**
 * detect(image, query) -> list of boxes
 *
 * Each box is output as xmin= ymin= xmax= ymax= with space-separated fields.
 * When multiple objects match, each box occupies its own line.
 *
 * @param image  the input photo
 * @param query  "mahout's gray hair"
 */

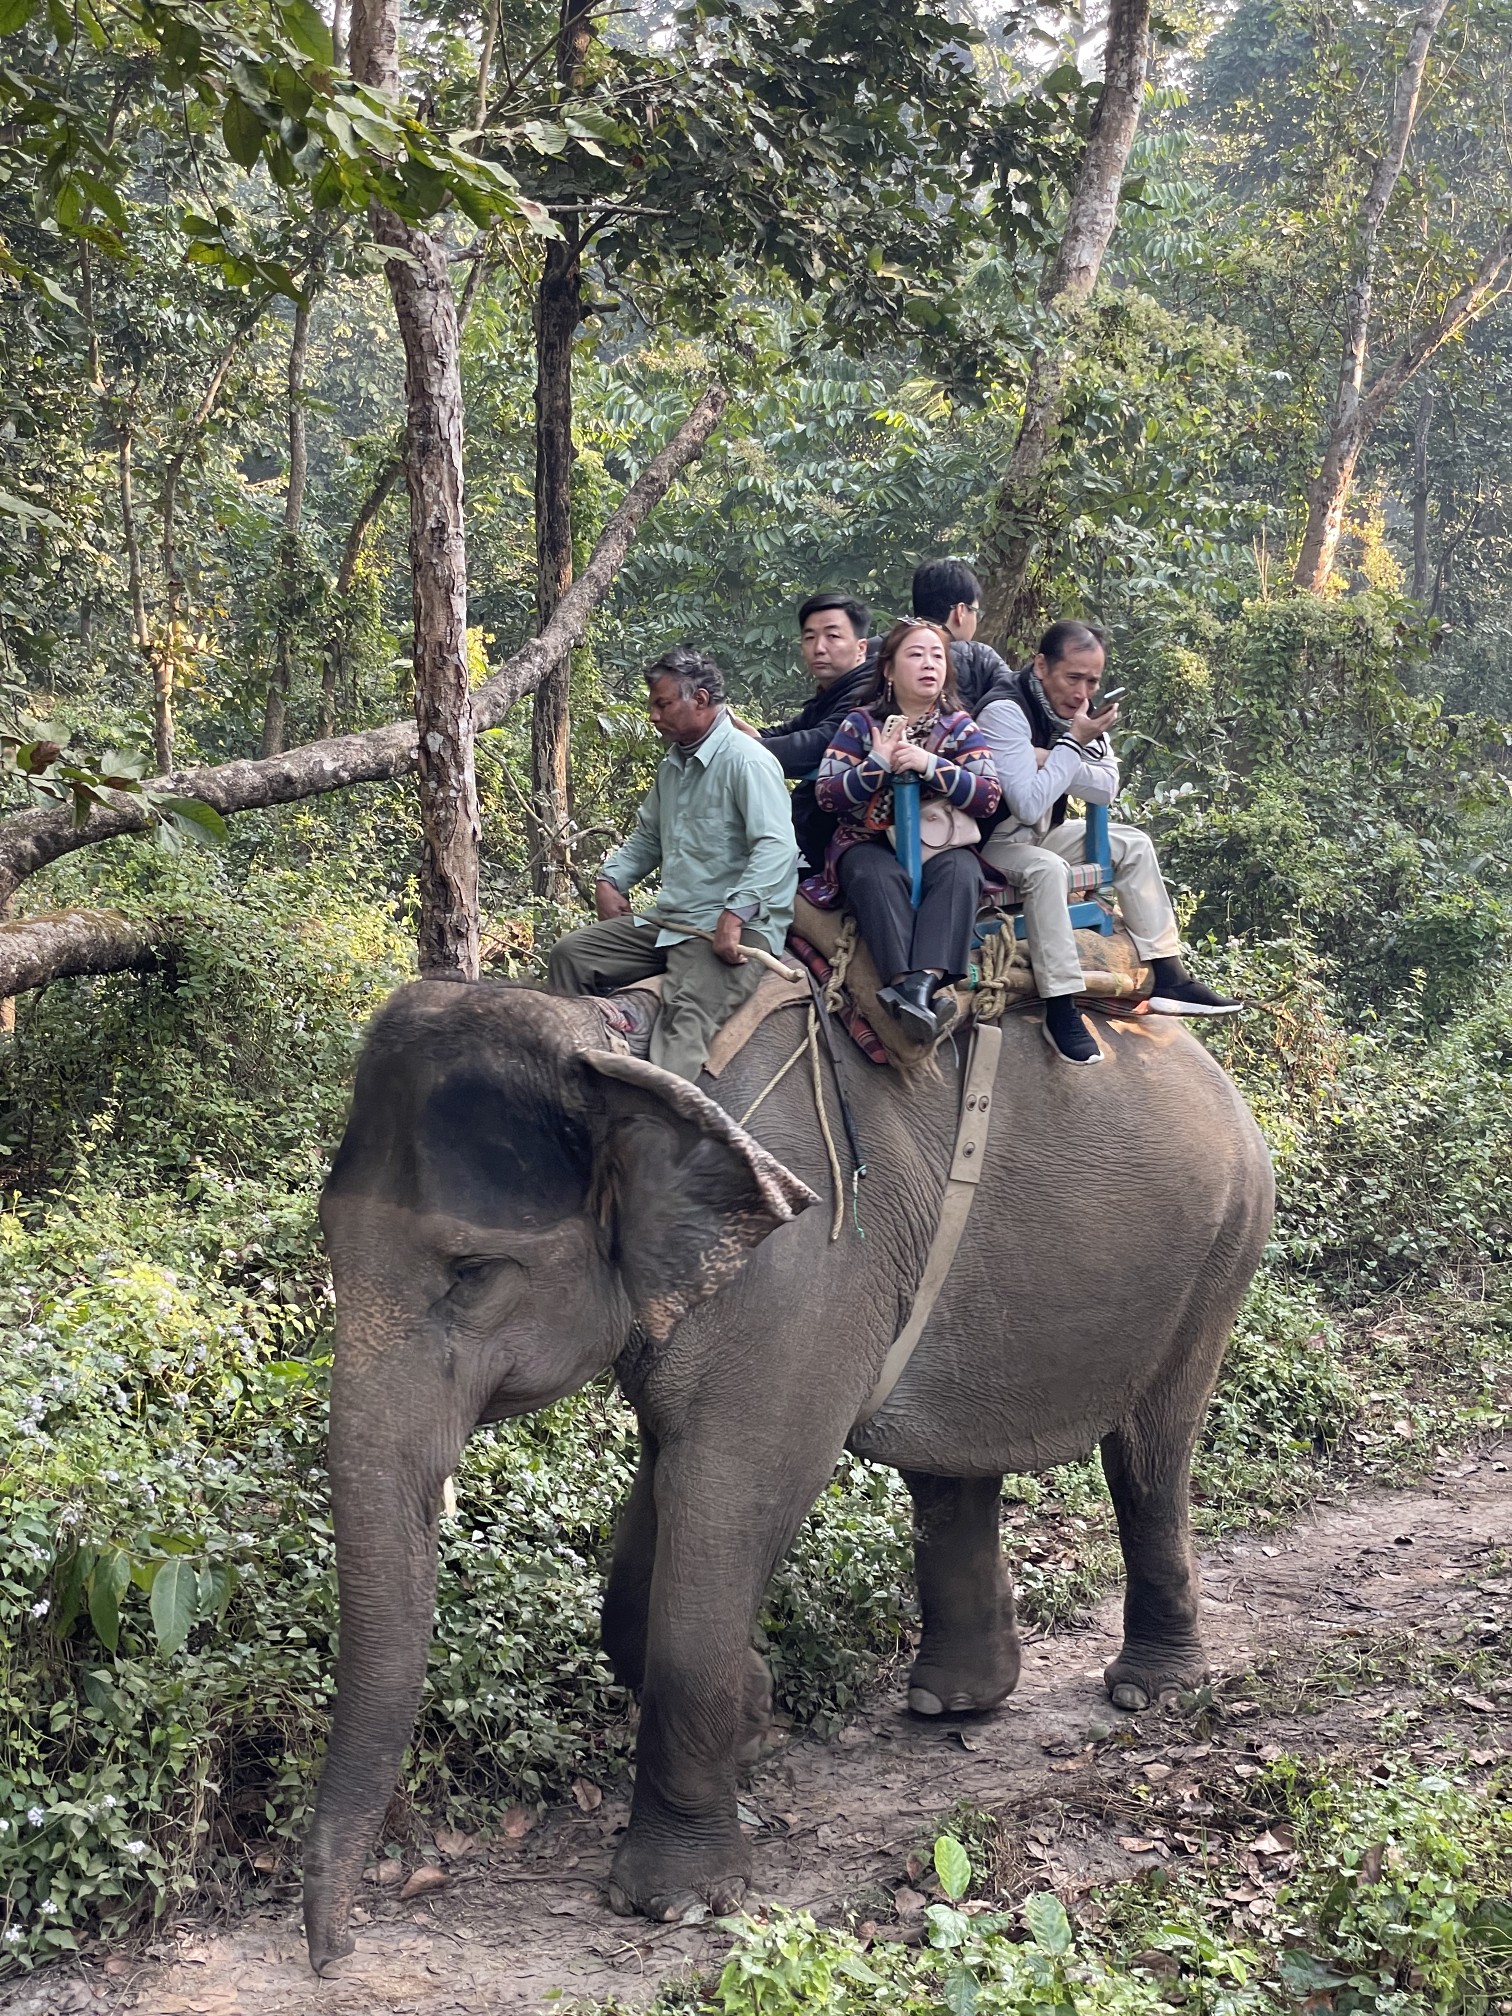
xmin=645 ymin=645 xmax=725 ymax=706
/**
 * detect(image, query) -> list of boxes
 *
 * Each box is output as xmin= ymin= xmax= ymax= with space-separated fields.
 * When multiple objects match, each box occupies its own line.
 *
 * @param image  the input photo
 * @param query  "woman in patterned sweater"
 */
xmin=808 ymin=619 xmax=1000 ymax=1043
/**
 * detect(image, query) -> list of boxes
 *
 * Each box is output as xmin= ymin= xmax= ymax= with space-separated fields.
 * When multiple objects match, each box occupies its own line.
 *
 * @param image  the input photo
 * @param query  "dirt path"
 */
xmin=13 ymin=1442 xmax=1512 ymax=2016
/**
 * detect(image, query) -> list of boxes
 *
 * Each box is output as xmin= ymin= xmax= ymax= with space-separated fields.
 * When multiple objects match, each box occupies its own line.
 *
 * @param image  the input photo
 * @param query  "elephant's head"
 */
xmin=304 ymin=980 xmax=816 ymax=1976
xmin=319 ymin=979 xmax=818 ymax=1418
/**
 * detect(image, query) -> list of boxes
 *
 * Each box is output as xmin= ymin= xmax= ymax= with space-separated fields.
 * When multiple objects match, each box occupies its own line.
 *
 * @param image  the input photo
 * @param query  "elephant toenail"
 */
xmin=608 ymin=1882 xmax=635 ymax=1917
xmin=907 ymin=1688 xmax=945 ymax=1716
xmin=1110 ymin=1683 xmax=1149 ymax=1711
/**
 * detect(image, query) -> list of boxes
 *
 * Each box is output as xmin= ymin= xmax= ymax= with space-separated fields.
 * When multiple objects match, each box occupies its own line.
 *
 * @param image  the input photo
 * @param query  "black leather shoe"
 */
xmin=878 ymin=971 xmax=940 ymax=1044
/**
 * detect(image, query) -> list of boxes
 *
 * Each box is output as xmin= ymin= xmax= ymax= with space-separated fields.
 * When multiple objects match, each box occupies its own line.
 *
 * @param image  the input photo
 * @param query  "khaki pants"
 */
xmin=547 ymin=916 xmax=764 ymax=1082
xmin=981 ymin=819 xmax=1180 ymax=1000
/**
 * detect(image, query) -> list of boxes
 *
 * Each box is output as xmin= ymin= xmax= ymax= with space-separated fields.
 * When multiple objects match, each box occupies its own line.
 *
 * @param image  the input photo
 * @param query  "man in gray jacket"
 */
xmin=978 ymin=619 xmax=1240 ymax=1065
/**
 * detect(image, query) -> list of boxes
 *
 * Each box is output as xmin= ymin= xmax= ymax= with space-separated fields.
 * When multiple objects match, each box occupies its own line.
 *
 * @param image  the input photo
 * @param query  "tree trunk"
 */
xmin=159 ymin=308 xmax=266 ymax=770
xmin=263 ymin=298 xmax=313 ymax=759
xmin=1411 ymin=379 xmax=1434 ymax=603
xmin=352 ymin=0 xmax=479 ymax=979
xmin=1293 ymin=0 xmax=1449 ymax=592
xmin=529 ymin=0 xmax=597 ymax=904
xmin=115 ymin=419 xmax=168 ymax=765
xmin=977 ymin=0 xmax=1152 ymax=648
xmin=530 ymin=227 xmax=581 ymax=902
xmin=321 ymin=453 xmax=402 ymax=738
xmin=0 ymin=386 xmax=726 ymax=925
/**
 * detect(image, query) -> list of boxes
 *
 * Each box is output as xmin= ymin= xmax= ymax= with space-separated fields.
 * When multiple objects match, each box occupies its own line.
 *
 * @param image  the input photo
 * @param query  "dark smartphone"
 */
xmin=1095 ymin=685 xmax=1127 ymax=709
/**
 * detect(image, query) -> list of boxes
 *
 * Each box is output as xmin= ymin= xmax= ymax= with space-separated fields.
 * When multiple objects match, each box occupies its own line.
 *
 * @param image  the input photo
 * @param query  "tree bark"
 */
xmin=529 ymin=0 xmax=597 ymax=903
xmin=320 ymin=452 xmax=402 ymax=738
xmin=977 ymin=0 xmax=1152 ymax=648
xmin=0 ymin=909 xmax=163 ymax=998
xmin=352 ymin=0 xmax=479 ymax=980
xmin=0 ymin=386 xmax=725 ymax=927
xmin=115 ymin=418 xmax=169 ymax=766
xmin=1411 ymin=379 xmax=1434 ymax=603
xmin=263 ymin=296 xmax=314 ymax=759
xmin=1292 ymin=0 xmax=1449 ymax=591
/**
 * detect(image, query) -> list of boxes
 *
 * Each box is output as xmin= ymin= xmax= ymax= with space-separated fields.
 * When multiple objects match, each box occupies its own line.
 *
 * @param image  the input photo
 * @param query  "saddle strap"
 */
xmin=852 ymin=1019 xmax=1002 ymax=1426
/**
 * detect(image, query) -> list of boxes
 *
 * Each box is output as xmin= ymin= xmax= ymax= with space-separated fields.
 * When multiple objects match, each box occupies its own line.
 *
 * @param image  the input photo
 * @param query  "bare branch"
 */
xmin=0 ymin=386 xmax=727 ymax=918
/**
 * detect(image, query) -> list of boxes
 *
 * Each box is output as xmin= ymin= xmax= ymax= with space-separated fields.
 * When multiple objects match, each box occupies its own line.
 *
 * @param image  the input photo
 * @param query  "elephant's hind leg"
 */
xmin=1099 ymin=1356 xmax=1215 ymax=1712
xmin=902 ymin=1472 xmax=1021 ymax=1716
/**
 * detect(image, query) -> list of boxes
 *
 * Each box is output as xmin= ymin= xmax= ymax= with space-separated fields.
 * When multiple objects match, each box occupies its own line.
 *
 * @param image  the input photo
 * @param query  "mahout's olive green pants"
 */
xmin=547 ymin=916 xmax=765 ymax=1081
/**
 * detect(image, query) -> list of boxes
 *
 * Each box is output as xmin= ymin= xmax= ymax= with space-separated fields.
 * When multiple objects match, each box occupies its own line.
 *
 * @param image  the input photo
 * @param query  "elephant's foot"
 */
xmin=607 ymin=1822 xmax=752 ymax=1924
xmin=735 ymin=1646 xmax=777 ymax=1769
xmin=906 ymin=1625 xmax=1021 ymax=1718
xmin=1104 ymin=1638 xmax=1208 ymax=1713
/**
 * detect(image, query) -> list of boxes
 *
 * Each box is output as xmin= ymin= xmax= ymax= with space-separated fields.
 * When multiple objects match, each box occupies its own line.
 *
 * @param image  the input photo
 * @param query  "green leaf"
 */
xmin=148 ymin=1556 xmax=200 ymax=1654
xmin=52 ymin=1545 xmax=88 ymax=1638
xmin=87 ymin=1544 xmax=131 ymax=1652
xmin=277 ymin=0 xmax=332 ymax=65
xmin=0 ymin=0 xmax=37 ymax=35
xmin=1023 ymin=1891 xmax=1072 ymax=1956
xmin=942 ymin=1962 xmax=978 ymax=2016
xmin=158 ymin=797 xmax=229 ymax=846
xmin=934 ymin=1833 xmax=971 ymax=1901
xmin=222 ymin=94 xmax=267 ymax=170
xmin=80 ymin=1667 xmax=117 ymax=1715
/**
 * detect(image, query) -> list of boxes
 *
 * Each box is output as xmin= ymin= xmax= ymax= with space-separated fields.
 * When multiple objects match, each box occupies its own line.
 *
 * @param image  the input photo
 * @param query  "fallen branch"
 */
xmin=0 ymin=386 xmax=727 ymax=916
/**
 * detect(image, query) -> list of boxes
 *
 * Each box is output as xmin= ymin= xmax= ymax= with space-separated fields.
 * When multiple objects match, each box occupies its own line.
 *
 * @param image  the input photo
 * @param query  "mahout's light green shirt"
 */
xmin=599 ymin=709 xmax=798 ymax=953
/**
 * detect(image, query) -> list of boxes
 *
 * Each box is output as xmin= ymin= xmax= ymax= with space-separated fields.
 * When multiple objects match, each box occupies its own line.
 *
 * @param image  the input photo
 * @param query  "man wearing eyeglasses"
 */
xmin=910 ymin=559 xmax=1014 ymax=714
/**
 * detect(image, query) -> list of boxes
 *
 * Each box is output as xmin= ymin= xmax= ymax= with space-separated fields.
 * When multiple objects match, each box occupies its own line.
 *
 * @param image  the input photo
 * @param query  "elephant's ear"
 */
xmin=581 ymin=1051 xmax=819 ymax=1342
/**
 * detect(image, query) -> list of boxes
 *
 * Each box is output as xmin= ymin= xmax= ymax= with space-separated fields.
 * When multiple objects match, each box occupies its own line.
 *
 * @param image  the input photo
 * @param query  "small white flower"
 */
xmin=38 ymin=1901 xmax=56 ymax=1917
xmin=26 ymin=1807 xmax=45 ymax=1827
xmin=30 ymin=1599 xmax=48 ymax=1618
xmin=4 ymin=1927 xmax=22 ymax=1943
xmin=0 ymin=1818 xmax=10 ymax=1833
xmin=124 ymin=1839 xmax=146 ymax=1856
xmin=101 ymin=1796 xmax=117 ymax=1810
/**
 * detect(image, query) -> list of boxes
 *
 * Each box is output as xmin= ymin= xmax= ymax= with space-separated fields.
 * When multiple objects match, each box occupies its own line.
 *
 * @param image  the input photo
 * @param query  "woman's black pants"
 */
xmin=837 ymin=840 xmax=983 ymax=984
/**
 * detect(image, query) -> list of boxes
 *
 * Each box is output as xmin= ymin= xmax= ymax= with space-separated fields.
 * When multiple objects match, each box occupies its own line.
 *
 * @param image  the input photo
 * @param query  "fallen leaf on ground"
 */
xmin=399 ymin=1865 xmax=449 ymax=1900
xmin=1049 ymin=1754 xmax=1089 ymax=1774
xmin=1250 ymin=1831 xmax=1289 ymax=1857
xmin=502 ymin=1805 xmax=536 ymax=1840
xmin=893 ymin=1887 xmax=926 ymax=1915
xmin=950 ymin=1731 xmax=979 ymax=1751
xmin=103 ymin=1956 xmax=133 ymax=1978
xmin=433 ymin=1828 xmax=475 ymax=1860
xmin=1130 ymin=1950 xmax=1179 ymax=1976
xmin=1453 ymin=1690 xmax=1497 ymax=1713
xmin=365 ymin=1861 xmax=405 ymax=1887
xmin=1118 ymin=1836 xmax=1159 ymax=1854
xmin=572 ymin=1778 xmax=604 ymax=1812
xmin=1144 ymin=1762 xmax=1173 ymax=1781
xmin=1360 ymin=1842 xmax=1385 ymax=1883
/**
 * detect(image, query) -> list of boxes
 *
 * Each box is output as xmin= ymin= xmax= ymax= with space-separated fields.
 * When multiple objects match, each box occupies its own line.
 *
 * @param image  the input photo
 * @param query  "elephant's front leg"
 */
xmin=903 ymin=1471 xmax=1021 ymax=1716
xmin=607 ymin=1447 xmax=817 ymax=1923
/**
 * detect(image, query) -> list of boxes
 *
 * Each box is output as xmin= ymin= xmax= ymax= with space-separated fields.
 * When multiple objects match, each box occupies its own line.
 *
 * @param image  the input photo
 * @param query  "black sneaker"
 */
xmin=1146 ymin=975 xmax=1243 ymax=1018
xmin=1042 ymin=995 xmax=1102 ymax=1066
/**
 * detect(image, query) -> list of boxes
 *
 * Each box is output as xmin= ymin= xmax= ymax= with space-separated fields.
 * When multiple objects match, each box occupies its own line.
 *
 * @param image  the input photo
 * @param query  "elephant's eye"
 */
xmin=443 ymin=1255 xmax=523 ymax=1317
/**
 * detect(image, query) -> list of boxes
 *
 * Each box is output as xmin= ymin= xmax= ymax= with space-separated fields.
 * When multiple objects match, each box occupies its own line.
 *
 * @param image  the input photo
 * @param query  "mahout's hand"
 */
xmin=596 ymin=879 xmax=633 ymax=920
xmin=728 ymin=710 xmax=762 ymax=740
xmin=711 ymin=909 xmax=748 ymax=965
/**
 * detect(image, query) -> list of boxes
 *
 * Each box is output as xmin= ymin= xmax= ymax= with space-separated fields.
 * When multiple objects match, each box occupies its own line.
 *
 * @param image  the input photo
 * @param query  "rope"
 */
xmin=737 ymin=1029 xmax=809 ymax=1126
xmin=971 ymin=920 xmax=1033 ymax=1024
xmin=807 ymin=1005 xmax=846 ymax=1243
xmin=822 ymin=913 xmax=858 ymax=1017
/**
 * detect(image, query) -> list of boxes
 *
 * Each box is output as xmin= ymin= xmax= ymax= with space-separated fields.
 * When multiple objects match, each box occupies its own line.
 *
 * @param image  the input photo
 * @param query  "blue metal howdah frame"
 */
xmin=888 ymin=782 xmax=1116 ymax=942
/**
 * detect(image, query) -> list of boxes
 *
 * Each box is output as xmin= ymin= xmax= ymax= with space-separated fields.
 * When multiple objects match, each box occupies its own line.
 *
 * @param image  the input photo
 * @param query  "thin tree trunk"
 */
xmin=0 ymin=385 xmax=725 ymax=927
xmin=331 ymin=0 xmax=348 ymax=66
xmin=475 ymin=0 xmax=500 ymax=124
xmin=159 ymin=306 xmax=265 ymax=770
xmin=321 ymin=454 xmax=402 ymax=737
xmin=115 ymin=418 xmax=165 ymax=760
xmin=263 ymin=297 xmax=313 ymax=759
xmin=977 ymin=0 xmax=1153 ymax=648
xmin=352 ymin=0 xmax=479 ymax=980
xmin=529 ymin=0 xmax=596 ymax=903
xmin=530 ymin=227 xmax=581 ymax=901
xmin=1411 ymin=380 xmax=1434 ymax=603
xmin=1293 ymin=0 xmax=1449 ymax=591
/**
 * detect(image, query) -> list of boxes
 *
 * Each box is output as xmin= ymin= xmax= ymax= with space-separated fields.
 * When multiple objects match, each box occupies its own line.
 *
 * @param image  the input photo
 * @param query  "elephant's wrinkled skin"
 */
xmin=303 ymin=980 xmax=1272 ymax=1971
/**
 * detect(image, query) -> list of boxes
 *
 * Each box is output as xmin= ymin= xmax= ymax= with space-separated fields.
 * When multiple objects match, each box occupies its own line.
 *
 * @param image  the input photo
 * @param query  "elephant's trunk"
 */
xmin=303 ymin=1346 xmax=472 ymax=1975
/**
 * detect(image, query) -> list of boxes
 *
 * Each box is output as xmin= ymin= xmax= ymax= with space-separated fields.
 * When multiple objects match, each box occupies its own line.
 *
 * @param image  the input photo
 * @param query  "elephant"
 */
xmin=302 ymin=977 xmax=1273 ymax=1973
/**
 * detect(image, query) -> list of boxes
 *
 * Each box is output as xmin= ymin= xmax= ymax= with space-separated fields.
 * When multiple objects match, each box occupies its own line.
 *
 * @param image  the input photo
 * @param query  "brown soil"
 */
xmin=11 ymin=1440 xmax=1511 ymax=2016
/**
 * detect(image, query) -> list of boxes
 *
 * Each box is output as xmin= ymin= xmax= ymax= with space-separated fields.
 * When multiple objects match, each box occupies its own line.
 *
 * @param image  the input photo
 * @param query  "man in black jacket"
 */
xmin=752 ymin=592 xmax=875 ymax=869
xmin=911 ymin=558 xmax=1013 ymax=714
